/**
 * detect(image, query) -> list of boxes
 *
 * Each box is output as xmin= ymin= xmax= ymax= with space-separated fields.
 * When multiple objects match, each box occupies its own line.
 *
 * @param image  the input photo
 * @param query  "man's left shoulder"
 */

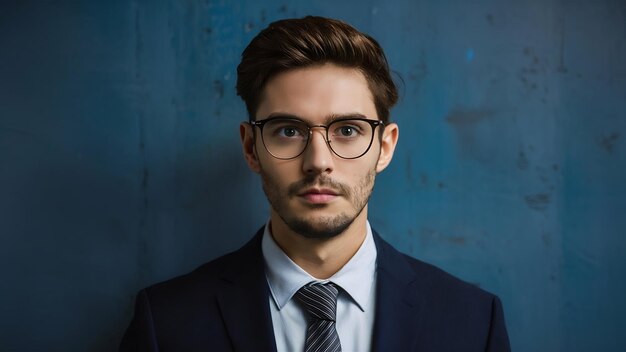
xmin=373 ymin=231 xmax=505 ymax=312
xmin=373 ymin=232 xmax=511 ymax=350
xmin=400 ymin=251 xmax=501 ymax=303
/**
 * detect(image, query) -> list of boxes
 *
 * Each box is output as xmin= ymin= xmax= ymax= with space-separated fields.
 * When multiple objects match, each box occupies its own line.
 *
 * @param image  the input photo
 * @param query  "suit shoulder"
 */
xmin=139 ymin=255 xmax=219 ymax=304
xmin=399 ymin=252 xmax=498 ymax=303
xmin=374 ymin=236 xmax=511 ymax=350
xmin=142 ymin=232 xmax=263 ymax=304
xmin=375 ymin=232 xmax=496 ymax=300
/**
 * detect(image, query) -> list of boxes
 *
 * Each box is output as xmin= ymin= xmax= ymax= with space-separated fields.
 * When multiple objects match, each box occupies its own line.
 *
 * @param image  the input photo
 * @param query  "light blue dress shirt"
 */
xmin=261 ymin=221 xmax=378 ymax=352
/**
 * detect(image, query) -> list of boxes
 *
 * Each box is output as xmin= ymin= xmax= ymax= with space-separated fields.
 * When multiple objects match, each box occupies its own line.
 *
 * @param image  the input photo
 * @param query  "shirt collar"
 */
xmin=262 ymin=220 xmax=377 ymax=312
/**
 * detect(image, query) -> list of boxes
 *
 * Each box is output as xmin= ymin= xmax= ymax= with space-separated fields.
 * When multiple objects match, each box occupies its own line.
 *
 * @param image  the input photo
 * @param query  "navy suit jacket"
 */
xmin=120 ymin=228 xmax=511 ymax=351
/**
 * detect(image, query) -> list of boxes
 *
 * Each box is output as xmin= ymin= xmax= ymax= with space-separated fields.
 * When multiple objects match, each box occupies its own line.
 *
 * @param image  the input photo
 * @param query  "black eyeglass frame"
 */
xmin=249 ymin=117 xmax=385 ymax=160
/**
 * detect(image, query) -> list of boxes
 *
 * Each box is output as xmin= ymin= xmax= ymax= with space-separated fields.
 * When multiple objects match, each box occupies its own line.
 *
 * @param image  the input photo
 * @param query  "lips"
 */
xmin=299 ymin=188 xmax=339 ymax=204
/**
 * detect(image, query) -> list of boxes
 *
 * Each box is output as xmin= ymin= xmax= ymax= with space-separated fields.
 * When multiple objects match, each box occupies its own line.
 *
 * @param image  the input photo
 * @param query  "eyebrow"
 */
xmin=262 ymin=112 xmax=369 ymax=124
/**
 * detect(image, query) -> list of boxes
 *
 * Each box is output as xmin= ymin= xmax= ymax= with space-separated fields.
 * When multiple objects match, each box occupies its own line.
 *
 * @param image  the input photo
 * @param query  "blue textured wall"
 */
xmin=1 ymin=1 xmax=625 ymax=351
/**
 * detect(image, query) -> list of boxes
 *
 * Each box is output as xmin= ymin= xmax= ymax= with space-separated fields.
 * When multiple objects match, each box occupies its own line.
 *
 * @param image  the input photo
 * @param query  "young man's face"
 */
xmin=241 ymin=64 xmax=398 ymax=239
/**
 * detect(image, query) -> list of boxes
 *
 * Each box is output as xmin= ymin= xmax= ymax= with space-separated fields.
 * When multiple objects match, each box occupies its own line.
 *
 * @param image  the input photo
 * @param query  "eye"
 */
xmin=280 ymin=127 xmax=299 ymax=137
xmin=277 ymin=126 xmax=305 ymax=138
xmin=331 ymin=121 xmax=364 ymax=139
xmin=339 ymin=126 xmax=357 ymax=137
xmin=266 ymin=120 xmax=307 ymax=139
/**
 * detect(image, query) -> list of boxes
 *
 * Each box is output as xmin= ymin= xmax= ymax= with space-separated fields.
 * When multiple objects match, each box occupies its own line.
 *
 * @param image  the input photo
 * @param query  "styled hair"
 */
xmin=236 ymin=16 xmax=398 ymax=123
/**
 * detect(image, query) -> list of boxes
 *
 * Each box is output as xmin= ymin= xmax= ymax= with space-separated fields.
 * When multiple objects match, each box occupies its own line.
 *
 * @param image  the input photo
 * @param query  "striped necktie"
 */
xmin=295 ymin=282 xmax=342 ymax=352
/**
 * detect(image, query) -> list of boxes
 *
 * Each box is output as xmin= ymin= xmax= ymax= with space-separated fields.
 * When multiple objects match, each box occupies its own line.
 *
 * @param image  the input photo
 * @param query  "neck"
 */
xmin=269 ymin=207 xmax=368 ymax=279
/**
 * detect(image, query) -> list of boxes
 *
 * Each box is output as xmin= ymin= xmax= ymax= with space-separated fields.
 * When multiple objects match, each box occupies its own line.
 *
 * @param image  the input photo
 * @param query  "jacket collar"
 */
xmin=371 ymin=231 xmax=428 ymax=351
xmin=215 ymin=228 xmax=427 ymax=352
xmin=215 ymin=228 xmax=278 ymax=352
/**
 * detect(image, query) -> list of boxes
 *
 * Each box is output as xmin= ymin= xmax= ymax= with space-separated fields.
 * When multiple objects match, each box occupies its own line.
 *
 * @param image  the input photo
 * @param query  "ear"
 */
xmin=240 ymin=122 xmax=261 ymax=173
xmin=376 ymin=122 xmax=399 ymax=173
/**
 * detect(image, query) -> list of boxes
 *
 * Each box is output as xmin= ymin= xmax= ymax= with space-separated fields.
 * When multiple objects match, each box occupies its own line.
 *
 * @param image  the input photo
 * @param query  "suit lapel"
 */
xmin=371 ymin=233 xmax=429 ymax=351
xmin=213 ymin=229 xmax=429 ymax=351
xmin=215 ymin=230 xmax=278 ymax=352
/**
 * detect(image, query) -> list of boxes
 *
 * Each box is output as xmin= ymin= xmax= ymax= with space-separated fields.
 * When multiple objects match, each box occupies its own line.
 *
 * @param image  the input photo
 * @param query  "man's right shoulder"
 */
xmin=147 ymin=250 xmax=235 ymax=291
xmin=141 ymin=228 xmax=266 ymax=302
xmin=120 ymin=230 xmax=269 ymax=351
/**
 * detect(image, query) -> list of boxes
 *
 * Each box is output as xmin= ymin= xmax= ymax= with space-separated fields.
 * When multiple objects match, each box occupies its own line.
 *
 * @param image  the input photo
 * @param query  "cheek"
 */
xmin=339 ymin=161 xmax=377 ymax=191
xmin=342 ymin=156 xmax=378 ymax=177
xmin=259 ymin=159 xmax=301 ymax=186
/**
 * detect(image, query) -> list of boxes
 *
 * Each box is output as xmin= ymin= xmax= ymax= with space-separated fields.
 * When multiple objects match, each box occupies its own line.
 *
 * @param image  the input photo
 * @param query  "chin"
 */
xmin=284 ymin=214 xmax=355 ymax=239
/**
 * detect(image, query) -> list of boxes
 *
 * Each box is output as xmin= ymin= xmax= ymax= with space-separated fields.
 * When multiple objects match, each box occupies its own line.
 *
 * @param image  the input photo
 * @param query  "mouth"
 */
xmin=298 ymin=188 xmax=339 ymax=204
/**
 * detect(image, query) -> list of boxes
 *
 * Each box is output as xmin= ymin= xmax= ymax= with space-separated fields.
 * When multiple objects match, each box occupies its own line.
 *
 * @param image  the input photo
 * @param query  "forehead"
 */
xmin=255 ymin=64 xmax=377 ymax=123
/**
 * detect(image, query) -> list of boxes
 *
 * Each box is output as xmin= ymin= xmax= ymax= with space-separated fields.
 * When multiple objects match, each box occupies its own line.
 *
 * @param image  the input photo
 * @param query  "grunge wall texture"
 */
xmin=1 ymin=1 xmax=625 ymax=351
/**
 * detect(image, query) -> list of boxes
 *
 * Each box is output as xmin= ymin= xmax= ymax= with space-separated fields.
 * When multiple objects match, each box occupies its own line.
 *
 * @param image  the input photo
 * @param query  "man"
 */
xmin=120 ymin=16 xmax=510 ymax=352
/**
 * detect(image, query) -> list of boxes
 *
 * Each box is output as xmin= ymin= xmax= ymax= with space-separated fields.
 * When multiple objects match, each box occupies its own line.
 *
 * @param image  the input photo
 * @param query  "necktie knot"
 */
xmin=295 ymin=282 xmax=339 ymax=321
xmin=295 ymin=282 xmax=342 ymax=352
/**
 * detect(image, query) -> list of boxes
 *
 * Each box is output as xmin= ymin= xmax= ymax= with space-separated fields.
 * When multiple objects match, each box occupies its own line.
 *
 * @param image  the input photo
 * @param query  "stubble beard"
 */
xmin=260 ymin=168 xmax=377 ymax=239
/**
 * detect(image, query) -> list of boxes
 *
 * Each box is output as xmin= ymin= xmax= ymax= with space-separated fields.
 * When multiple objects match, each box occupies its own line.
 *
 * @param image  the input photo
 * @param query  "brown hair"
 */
xmin=236 ymin=16 xmax=398 ymax=123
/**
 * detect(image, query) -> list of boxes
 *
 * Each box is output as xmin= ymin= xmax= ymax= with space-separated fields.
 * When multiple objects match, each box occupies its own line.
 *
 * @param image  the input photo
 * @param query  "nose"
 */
xmin=301 ymin=127 xmax=334 ymax=175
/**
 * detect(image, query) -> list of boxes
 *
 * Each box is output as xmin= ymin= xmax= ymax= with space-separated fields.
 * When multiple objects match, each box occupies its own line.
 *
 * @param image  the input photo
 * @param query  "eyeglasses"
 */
xmin=250 ymin=117 xmax=384 ymax=160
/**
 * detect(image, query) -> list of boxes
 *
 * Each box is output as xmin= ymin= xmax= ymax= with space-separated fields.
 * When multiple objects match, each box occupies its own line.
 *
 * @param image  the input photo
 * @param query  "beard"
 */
xmin=260 ymin=168 xmax=376 ymax=239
